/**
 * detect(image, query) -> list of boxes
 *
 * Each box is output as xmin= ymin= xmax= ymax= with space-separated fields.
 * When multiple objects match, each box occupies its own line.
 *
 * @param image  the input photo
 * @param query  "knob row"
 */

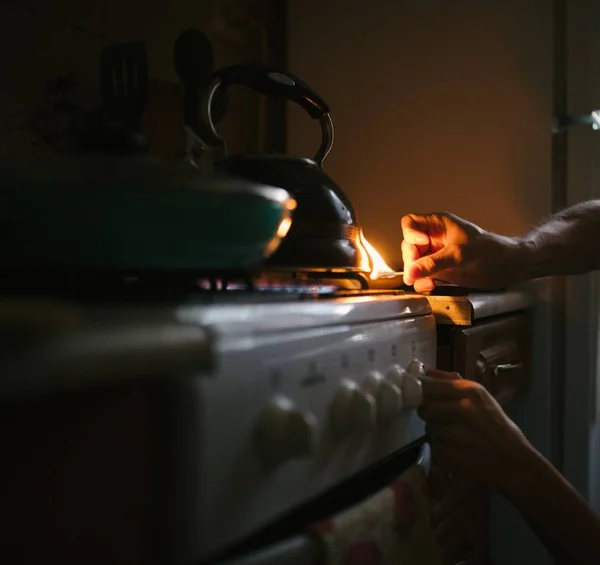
xmin=330 ymin=361 xmax=425 ymax=438
xmin=254 ymin=360 xmax=427 ymax=466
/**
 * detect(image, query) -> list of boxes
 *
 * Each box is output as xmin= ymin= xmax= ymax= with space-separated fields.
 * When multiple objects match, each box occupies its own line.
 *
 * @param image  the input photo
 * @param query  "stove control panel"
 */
xmin=327 ymin=361 xmax=426 ymax=435
xmin=174 ymin=296 xmax=437 ymax=564
xmin=254 ymin=363 xmax=429 ymax=461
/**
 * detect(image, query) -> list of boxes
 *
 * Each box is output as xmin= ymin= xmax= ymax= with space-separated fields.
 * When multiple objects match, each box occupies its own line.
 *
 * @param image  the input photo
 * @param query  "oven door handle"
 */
xmin=218 ymin=443 xmax=433 ymax=565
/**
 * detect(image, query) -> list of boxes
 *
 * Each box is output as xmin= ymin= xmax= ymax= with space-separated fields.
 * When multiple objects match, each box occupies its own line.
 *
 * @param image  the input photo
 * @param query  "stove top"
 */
xmin=0 ymin=267 xmax=436 ymax=564
xmin=0 ymin=269 xmax=407 ymax=304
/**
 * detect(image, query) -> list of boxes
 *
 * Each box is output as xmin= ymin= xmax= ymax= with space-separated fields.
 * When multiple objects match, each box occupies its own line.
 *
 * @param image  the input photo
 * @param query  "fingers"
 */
xmin=400 ymin=213 xmax=468 ymax=290
xmin=421 ymin=375 xmax=473 ymax=399
xmin=411 ymin=247 xmax=461 ymax=280
xmin=401 ymin=240 xmax=419 ymax=285
xmin=425 ymin=421 xmax=462 ymax=440
xmin=413 ymin=277 xmax=436 ymax=293
xmin=401 ymin=214 xmax=432 ymax=246
xmin=426 ymin=369 xmax=463 ymax=380
xmin=401 ymin=240 xmax=420 ymax=263
xmin=402 ymin=239 xmax=434 ymax=288
xmin=418 ymin=400 xmax=463 ymax=422
xmin=403 ymin=246 xmax=462 ymax=286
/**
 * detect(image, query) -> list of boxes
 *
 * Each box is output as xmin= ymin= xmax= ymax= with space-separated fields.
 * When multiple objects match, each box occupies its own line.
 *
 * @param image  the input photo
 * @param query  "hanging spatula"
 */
xmin=100 ymin=41 xmax=149 ymax=133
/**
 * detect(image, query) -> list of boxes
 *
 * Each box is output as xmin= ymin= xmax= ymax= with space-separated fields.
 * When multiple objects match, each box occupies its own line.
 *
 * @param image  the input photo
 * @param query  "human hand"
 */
xmin=401 ymin=212 xmax=526 ymax=293
xmin=418 ymin=370 xmax=535 ymax=491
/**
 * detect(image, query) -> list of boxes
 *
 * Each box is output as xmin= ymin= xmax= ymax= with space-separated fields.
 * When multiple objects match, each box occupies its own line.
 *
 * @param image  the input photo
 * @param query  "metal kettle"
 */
xmin=199 ymin=63 xmax=368 ymax=271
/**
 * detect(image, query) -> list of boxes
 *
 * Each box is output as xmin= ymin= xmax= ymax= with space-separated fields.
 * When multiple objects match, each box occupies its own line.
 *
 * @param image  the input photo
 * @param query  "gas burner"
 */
xmin=256 ymin=268 xmax=406 ymax=291
xmin=0 ymin=267 xmax=406 ymax=303
xmin=204 ymin=280 xmax=339 ymax=295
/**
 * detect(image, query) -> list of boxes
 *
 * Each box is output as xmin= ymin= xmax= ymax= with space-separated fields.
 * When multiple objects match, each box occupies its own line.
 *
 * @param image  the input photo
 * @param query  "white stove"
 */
xmin=0 ymin=287 xmax=436 ymax=565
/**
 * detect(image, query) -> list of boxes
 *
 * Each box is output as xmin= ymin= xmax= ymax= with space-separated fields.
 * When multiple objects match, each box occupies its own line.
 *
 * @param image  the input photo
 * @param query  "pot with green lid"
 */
xmin=0 ymin=124 xmax=296 ymax=272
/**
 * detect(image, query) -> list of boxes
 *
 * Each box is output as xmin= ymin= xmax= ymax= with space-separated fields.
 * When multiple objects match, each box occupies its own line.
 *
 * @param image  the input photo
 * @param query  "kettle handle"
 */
xmin=200 ymin=63 xmax=334 ymax=169
xmin=215 ymin=64 xmax=329 ymax=118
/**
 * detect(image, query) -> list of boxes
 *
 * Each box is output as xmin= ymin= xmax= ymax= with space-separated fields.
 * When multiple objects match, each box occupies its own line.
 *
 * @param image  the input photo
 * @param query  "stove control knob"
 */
xmin=254 ymin=396 xmax=318 ymax=466
xmin=378 ymin=380 xmax=404 ymax=422
xmin=404 ymin=359 xmax=425 ymax=409
xmin=352 ymin=387 xmax=377 ymax=433
xmin=363 ymin=369 xmax=401 ymax=425
xmin=329 ymin=380 xmax=376 ymax=438
xmin=407 ymin=359 xmax=427 ymax=379
xmin=386 ymin=364 xmax=406 ymax=388
xmin=364 ymin=370 xmax=384 ymax=395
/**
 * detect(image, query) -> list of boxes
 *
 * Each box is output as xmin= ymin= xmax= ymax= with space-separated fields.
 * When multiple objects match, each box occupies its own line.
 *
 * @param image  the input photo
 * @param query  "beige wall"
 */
xmin=288 ymin=3 xmax=555 ymax=564
xmin=288 ymin=0 xmax=553 ymax=268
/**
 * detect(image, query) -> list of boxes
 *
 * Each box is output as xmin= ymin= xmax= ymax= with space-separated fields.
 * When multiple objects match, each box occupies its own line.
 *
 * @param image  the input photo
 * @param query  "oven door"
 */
xmin=214 ymin=442 xmax=436 ymax=565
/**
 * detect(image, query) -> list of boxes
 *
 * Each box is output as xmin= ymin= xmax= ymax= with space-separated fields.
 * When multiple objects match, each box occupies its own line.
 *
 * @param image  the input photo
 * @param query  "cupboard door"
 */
xmin=452 ymin=312 xmax=532 ymax=405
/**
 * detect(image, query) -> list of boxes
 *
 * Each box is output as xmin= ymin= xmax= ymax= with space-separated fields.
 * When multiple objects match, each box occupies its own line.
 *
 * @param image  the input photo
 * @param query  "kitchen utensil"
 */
xmin=199 ymin=63 xmax=368 ymax=271
xmin=0 ymin=145 xmax=295 ymax=272
xmin=100 ymin=41 xmax=149 ymax=133
xmin=173 ymin=29 xmax=227 ymax=154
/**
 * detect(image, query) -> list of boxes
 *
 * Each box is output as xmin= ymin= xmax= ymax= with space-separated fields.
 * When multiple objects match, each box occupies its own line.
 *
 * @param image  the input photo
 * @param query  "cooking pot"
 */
xmin=0 ymin=122 xmax=295 ymax=273
xmin=199 ymin=63 xmax=370 ymax=271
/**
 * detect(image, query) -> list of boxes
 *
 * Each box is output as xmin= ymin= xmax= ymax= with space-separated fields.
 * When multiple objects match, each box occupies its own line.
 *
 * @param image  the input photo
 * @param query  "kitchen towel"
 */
xmin=307 ymin=461 xmax=441 ymax=565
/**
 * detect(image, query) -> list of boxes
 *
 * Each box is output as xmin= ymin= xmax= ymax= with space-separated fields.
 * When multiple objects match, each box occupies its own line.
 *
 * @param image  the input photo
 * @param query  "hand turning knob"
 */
xmin=254 ymin=396 xmax=318 ymax=466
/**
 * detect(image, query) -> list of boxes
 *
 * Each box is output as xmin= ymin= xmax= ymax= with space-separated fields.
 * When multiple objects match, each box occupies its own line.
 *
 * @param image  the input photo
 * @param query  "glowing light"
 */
xmin=356 ymin=230 xmax=396 ymax=280
xmin=263 ymin=212 xmax=294 ymax=258
xmin=276 ymin=216 xmax=293 ymax=239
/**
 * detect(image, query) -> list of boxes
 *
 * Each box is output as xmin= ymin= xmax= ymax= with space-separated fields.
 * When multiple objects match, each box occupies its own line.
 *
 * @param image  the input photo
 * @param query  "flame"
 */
xmin=357 ymin=230 xmax=396 ymax=280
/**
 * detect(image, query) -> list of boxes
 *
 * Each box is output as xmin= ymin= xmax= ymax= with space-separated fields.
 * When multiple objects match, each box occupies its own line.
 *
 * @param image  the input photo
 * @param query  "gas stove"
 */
xmin=0 ymin=272 xmax=436 ymax=564
xmin=0 ymin=54 xmax=441 ymax=563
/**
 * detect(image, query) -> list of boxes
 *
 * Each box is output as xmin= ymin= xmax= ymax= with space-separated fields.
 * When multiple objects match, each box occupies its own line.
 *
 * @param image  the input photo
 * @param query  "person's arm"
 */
xmin=502 ymin=445 xmax=600 ymax=565
xmin=419 ymin=371 xmax=600 ymax=564
xmin=402 ymin=200 xmax=600 ymax=292
xmin=519 ymin=199 xmax=600 ymax=280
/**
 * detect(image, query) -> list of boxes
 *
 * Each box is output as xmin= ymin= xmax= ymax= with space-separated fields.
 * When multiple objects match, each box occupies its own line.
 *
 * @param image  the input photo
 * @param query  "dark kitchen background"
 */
xmin=0 ymin=0 xmax=287 ymax=160
xmin=1 ymin=2 xmax=600 ymax=565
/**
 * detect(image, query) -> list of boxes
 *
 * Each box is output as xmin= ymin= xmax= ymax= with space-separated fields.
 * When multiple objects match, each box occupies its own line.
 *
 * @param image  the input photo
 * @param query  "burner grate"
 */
xmin=0 ymin=267 xmax=406 ymax=301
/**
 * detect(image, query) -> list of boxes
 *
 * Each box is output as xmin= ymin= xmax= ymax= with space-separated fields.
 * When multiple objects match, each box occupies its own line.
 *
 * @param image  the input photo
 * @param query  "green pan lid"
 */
xmin=0 ymin=156 xmax=295 ymax=271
